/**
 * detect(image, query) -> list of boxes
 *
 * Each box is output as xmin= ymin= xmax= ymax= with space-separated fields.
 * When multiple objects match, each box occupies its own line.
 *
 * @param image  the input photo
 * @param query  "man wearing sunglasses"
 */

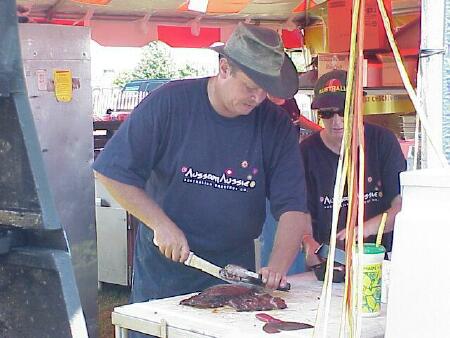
xmin=299 ymin=70 xmax=406 ymax=268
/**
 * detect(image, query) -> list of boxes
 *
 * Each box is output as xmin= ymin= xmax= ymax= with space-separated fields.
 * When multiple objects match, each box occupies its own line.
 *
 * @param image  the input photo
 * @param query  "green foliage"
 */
xmin=113 ymin=41 xmax=206 ymax=88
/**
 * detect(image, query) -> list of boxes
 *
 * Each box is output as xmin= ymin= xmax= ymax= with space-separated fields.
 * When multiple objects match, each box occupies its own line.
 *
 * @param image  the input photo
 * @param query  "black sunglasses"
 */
xmin=318 ymin=110 xmax=345 ymax=119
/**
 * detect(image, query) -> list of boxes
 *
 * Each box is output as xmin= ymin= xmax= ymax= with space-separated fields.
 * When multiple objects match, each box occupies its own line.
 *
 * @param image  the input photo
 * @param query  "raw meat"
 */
xmin=228 ymin=293 xmax=287 ymax=312
xmin=180 ymin=284 xmax=287 ymax=312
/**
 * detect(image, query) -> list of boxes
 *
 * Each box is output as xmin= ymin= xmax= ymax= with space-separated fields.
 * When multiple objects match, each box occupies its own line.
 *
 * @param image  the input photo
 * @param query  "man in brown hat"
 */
xmin=94 ymin=23 xmax=311 ymax=319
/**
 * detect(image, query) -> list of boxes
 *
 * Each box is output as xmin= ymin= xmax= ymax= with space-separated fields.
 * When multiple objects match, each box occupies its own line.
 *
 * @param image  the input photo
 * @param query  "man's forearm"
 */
xmin=95 ymin=171 xmax=190 ymax=262
xmin=268 ymin=211 xmax=311 ymax=274
xmin=94 ymin=171 xmax=170 ymax=231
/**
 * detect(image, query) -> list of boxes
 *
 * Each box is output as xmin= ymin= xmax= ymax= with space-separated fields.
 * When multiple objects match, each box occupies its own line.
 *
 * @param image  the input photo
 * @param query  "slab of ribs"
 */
xmin=180 ymin=284 xmax=287 ymax=312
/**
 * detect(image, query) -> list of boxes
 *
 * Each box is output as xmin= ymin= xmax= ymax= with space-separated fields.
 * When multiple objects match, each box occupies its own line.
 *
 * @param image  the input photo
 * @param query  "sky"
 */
xmin=90 ymin=41 xmax=218 ymax=88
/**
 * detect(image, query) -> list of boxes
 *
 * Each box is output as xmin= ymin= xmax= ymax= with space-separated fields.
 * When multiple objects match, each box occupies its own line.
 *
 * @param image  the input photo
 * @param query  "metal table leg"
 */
xmin=115 ymin=325 xmax=128 ymax=338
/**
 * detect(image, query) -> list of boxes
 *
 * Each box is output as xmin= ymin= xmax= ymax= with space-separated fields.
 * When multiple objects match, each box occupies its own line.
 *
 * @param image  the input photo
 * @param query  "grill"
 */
xmin=0 ymin=2 xmax=88 ymax=337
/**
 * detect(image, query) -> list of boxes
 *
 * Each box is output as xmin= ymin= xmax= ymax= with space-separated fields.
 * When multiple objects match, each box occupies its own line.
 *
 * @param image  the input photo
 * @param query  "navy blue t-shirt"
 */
xmin=300 ymin=124 xmax=406 ymax=250
xmin=93 ymin=77 xmax=307 ymax=300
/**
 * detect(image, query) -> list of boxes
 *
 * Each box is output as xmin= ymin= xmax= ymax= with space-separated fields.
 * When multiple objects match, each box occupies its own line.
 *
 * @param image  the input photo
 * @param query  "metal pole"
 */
xmin=443 ymin=0 xmax=450 ymax=163
xmin=419 ymin=0 xmax=447 ymax=167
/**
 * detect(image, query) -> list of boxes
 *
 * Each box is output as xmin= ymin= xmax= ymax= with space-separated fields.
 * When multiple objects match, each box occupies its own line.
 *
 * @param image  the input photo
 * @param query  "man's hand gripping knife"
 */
xmin=302 ymin=233 xmax=322 ymax=267
xmin=152 ymin=221 xmax=191 ymax=263
xmin=95 ymin=171 xmax=190 ymax=263
xmin=262 ymin=211 xmax=311 ymax=289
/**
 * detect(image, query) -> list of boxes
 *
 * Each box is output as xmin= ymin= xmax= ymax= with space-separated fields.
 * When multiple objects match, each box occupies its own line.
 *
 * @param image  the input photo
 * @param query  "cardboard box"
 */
xmin=364 ymin=0 xmax=392 ymax=51
xmin=363 ymin=113 xmax=403 ymax=138
xmin=327 ymin=0 xmax=392 ymax=52
xmin=327 ymin=0 xmax=352 ymax=53
xmin=318 ymin=53 xmax=349 ymax=78
xmin=377 ymin=53 xmax=418 ymax=87
xmin=366 ymin=59 xmax=383 ymax=87
xmin=318 ymin=53 xmax=368 ymax=86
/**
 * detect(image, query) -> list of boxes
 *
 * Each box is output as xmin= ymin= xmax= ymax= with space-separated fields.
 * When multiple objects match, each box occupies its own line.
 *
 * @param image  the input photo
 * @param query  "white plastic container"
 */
xmin=381 ymin=259 xmax=391 ymax=304
xmin=385 ymin=169 xmax=450 ymax=338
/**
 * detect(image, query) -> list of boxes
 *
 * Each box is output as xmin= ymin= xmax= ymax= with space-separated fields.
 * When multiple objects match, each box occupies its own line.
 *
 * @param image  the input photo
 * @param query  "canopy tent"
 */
xmin=17 ymin=0 xmax=420 ymax=48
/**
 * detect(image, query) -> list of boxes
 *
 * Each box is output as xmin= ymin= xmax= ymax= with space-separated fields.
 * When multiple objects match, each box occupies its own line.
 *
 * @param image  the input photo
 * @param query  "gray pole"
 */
xmin=0 ymin=1 xmax=89 ymax=336
xmin=418 ymin=0 xmax=447 ymax=167
xmin=443 ymin=0 xmax=450 ymax=163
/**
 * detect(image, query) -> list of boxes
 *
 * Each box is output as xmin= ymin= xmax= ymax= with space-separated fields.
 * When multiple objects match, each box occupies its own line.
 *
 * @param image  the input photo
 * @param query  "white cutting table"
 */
xmin=112 ymin=272 xmax=386 ymax=338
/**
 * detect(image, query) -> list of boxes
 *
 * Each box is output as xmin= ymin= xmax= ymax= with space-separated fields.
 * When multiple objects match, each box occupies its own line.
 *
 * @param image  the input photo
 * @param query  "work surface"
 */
xmin=112 ymin=273 xmax=386 ymax=337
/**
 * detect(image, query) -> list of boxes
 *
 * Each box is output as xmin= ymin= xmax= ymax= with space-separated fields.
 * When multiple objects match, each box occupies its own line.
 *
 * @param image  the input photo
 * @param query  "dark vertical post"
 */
xmin=0 ymin=1 xmax=89 ymax=337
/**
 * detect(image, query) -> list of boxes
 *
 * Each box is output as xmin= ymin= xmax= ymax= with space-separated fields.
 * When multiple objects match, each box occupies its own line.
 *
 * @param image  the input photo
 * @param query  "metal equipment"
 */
xmin=96 ymin=178 xmax=136 ymax=286
xmin=17 ymin=22 xmax=97 ymax=335
xmin=0 ymin=1 xmax=90 ymax=337
xmin=95 ymin=121 xmax=137 ymax=287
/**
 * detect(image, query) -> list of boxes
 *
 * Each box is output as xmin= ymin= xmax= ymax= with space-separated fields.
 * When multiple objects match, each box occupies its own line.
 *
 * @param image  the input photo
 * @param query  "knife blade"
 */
xmin=184 ymin=252 xmax=231 ymax=283
xmin=315 ymin=243 xmax=347 ymax=265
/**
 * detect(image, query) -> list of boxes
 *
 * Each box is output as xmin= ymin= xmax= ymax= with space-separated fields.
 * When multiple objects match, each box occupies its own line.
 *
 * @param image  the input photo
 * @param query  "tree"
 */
xmin=113 ymin=41 xmax=207 ymax=87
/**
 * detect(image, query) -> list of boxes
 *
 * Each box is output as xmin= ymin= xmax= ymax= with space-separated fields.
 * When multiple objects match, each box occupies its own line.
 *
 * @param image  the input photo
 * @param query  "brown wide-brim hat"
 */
xmin=211 ymin=23 xmax=299 ymax=99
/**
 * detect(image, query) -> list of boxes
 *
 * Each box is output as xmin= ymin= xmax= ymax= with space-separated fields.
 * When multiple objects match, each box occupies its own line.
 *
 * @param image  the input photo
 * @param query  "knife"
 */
xmin=315 ymin=243 xmax=346 ymax=265
xmin=184 ymin=251 xmax=230 ymax=283
xmin=184 ymin=252 xmax=290 ymax=292
xmin=152 ymin=235 xmax=231 ymax=283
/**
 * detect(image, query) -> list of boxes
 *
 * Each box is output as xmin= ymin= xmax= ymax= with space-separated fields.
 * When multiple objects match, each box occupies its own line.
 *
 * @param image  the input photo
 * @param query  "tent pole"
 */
xmin=418 ymin=0 xmax=447 ymax=167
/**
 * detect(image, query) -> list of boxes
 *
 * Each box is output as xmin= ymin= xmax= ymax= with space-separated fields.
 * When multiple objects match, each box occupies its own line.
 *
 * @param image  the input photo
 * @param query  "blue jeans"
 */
xmin=129 ymin=223 xmax=256 ymax=338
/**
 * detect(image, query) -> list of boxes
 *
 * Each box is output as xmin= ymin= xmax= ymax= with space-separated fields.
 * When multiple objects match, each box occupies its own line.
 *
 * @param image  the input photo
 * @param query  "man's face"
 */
xmin=219 ymin=59 xmax=267 ymax=117
xmin=319 ymin=109 xmax=344 ymax=142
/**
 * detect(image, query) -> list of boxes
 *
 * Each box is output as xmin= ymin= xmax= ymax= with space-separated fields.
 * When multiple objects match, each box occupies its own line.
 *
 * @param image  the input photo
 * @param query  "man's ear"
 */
xmin=218 ymin=58 xmax=231 ymax=79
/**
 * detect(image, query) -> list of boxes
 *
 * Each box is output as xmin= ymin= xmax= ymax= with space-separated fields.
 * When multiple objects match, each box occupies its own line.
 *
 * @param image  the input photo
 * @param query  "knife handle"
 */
xmin=249 ymin=275 xmax=291 ymax=292
xmin=276 ymin=282 xmax=291 ymax=292
xmin=259 ymin=274 xmax=291 ymax=292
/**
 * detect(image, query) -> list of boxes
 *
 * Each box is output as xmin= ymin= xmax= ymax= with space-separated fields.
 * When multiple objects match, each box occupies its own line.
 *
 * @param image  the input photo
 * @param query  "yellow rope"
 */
xmin=355 ymin=1 xmax=368 ymax=334
xmin=356 ymin=92 xmax=365 ymax=338
xmin=314 ymin=0 xmax=361 ymax=336
xmin=376 ymin=0 xmax=448 ymax=167
xmin=341 ymin=0 xmax=365 ymax=334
